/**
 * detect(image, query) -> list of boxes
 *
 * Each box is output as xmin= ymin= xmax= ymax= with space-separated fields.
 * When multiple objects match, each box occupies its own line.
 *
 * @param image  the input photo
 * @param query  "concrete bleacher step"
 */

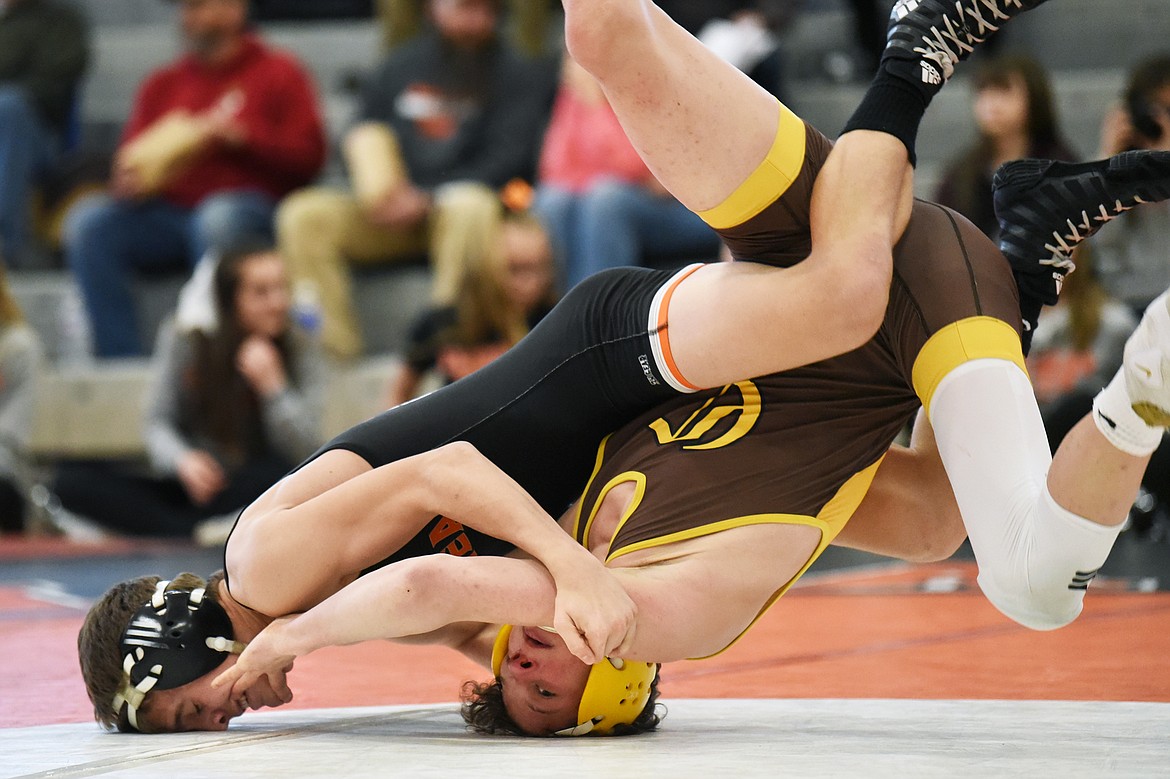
xmin=8 ymin=271 xmax=79 ymax=365
xmin=9 ymin=270 xmax=186 ymax=364
xmin=30 ymin=361 xmax=153 ymax=458
xmin=74 ymin=0 xmax=172 ymax=28
xmin=10 ymin=263 xmax=431 ymax=458
xmin=350 ymin=262 xmax=432 ymax=356
xmin=25 ymin=355 xmax=406 ymax=460
xmin=1001 ymin=0 xmax=1170 ymax=73
xmin=9 ymin=259 xmax=431 ymax=364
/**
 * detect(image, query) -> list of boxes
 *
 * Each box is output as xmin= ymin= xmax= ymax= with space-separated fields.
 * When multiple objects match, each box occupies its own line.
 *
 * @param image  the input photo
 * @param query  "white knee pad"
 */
xmin=976 ymin=486 xmax=1122 ymax=631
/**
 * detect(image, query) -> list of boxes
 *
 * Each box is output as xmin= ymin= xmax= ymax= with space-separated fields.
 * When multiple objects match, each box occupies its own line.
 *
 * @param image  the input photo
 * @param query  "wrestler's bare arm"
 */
xmin=832 ymin=410 xmax=968 ymax=563
xmin=214 ymin=522 xmax=825 ymax=698
xmin=228 ymin=444 xmax=632 ymax=663
xmin=212 ymin=555 xmax=563 ymax=698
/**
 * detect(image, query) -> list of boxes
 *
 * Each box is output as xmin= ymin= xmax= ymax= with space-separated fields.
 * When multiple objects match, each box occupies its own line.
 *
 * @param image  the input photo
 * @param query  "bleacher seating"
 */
xmin=13 ymin=0 xmax=1169 ymax=462
xmin=10 ymin=268 xmax=421 ymax=458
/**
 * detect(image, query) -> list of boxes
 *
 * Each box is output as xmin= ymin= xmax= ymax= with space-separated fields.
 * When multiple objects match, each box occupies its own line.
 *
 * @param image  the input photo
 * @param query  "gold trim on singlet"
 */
xmin=695 ymin=102 xmax=806 ymax=230
xmin=572 ymin=433 xmax=614 ymax=543
xmin=579 ymin=471 xmax=647 ymax=552
xmin=604 ymin=456 xmax=886 ymax=659
xmin=912 ymin=316 xmax=1028 ymax=416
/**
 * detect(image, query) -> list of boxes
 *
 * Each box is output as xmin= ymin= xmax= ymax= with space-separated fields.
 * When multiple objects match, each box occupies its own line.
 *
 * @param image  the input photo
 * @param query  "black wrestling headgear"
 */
xmin=112 ymin=580 xmax=246 ymax=731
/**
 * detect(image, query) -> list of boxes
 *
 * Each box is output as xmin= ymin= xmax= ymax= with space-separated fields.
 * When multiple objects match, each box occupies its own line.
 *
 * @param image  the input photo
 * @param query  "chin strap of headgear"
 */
xmin=491 ymin=625 xmax=657 ymax=736
xmin=111 ymin=579 xmax=246 ymax=731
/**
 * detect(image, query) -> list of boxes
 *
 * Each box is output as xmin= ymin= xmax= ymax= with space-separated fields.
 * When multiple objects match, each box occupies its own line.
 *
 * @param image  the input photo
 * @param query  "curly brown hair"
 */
xmin=77 ymin=571 xmax=224 ymax=732
xmin=459 ymin=666 xmax=664 ymax=737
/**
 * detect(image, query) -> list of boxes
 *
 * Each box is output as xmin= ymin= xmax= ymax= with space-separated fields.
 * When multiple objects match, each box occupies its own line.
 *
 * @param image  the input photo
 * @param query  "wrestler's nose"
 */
xmin=509 ymin=653 xmax=538 ymax=675
xmin=204 ymin=708 xmax=230 ymax=731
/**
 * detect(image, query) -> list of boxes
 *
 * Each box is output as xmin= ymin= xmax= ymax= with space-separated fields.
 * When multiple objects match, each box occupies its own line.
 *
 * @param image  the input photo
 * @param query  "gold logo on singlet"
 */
xmin=648 ymin=381 xmax=761 ymax=450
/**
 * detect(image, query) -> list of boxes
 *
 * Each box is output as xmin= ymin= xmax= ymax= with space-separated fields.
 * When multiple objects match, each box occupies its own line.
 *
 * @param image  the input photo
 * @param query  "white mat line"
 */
xmin=12 ymin=707 xmax=452 ymax=779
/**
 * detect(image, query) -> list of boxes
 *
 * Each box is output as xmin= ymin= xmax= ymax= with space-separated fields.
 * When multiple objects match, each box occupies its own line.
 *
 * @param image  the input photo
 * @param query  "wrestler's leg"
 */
xmin=833 ymin=410 xmax=967 ymax=564
xmin=564 ymin=0 xmax=912 ymax=218
xmin=927 ymin=358 xmax=1139 ymax=630
xmin=563 ymin=0 xmax=777 ymax=213
xmin=564 ymin=0 xmax=1042 ymax=387
xmin=238 ymin=267 xmax=688 ymax=525
xmin=1045 ymin=287 xmax=1170 ymax=523
xmin=562 ymin=1 xmax=903 ymax=383
xmin=1046 ymin=417 xmax=1149 ymax=523
xmin=835 ymin=373 xmax=1148 ymax=581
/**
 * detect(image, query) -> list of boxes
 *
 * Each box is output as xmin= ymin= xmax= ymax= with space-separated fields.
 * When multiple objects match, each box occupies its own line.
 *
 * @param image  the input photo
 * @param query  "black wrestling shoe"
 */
xmin=885 ymin=0 xmax=1049 ymax=86
xmin=994 ymin=151 xmax=1170 ymax=352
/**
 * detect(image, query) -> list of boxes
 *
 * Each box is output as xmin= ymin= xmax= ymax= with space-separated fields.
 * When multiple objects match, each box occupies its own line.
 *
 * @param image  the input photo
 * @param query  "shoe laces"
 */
xmin=1042 ymin=197 xmax=1149 ymax=261
xmin=910 ymin=0 xmax=1019 ymax=69
xmin=1037 ymin=252 xmax=1075 ymax=299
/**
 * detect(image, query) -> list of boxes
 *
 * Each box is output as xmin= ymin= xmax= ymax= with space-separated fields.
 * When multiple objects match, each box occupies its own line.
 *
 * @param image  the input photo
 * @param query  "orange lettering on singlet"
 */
xmin=429 ymin=516 xmax=463 ymax=547
xmin=428 ymin=517 xmax=478 ymax=556
xmin=444 ymin=533 xmax=477 ymax=557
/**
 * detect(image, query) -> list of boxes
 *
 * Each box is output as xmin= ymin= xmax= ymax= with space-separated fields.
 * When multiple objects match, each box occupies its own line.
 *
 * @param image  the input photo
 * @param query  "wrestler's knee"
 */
xmin=564 ymin=0 xmax=645 ymax=75
xmin=973 ymin=489 xmax=1120 ymax=631
xmin=977 ymin=570 xmax=1084 ymax=632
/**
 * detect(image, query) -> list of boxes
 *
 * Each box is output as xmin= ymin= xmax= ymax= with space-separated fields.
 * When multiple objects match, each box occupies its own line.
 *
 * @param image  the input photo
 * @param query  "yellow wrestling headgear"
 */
xmin=491 ymin=625 xmax=657 ymax=736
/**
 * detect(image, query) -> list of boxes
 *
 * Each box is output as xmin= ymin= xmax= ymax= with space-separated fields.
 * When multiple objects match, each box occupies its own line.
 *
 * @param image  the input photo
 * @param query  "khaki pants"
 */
xmin=276 ymin=182 xmax=501 ymax=360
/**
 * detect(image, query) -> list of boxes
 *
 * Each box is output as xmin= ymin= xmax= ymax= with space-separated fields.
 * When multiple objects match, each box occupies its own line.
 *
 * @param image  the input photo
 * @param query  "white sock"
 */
xmin=1092 ymin=369 xmax=1164 ymax=457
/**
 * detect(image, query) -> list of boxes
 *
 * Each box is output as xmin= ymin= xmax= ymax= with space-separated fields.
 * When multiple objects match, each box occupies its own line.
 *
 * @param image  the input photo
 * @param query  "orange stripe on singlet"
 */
xmin=655 ymin=264 xmax=705 ymax=391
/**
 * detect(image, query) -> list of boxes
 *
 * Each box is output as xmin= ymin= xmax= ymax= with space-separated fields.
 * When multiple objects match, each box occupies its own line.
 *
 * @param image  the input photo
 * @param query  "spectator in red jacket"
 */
xmin=64 ymin=0 xmax=326 ymax=358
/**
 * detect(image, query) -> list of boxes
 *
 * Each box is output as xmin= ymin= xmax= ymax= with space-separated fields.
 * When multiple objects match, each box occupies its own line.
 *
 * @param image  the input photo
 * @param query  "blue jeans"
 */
xmin=0 ymin=85 xmax=55 ymax=265
xmin=533 ymin=179 xmax=721 ymax=289
xmin=65 ymin=190 xmax=276 ymax=357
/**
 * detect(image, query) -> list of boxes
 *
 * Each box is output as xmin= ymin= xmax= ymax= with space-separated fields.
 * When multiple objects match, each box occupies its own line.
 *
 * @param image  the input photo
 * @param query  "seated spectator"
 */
xmin=1094 ymin=54 xmax=1170 ymax=317
xmin=388 ymin=210 xmax=556 ymax=406
xmin=64 ymin=0 xmax=325 ymax=358
xmin=277 ymin=0 xmax=556 ymax=360
xmin=54 ymin=244 xmax=325 ymax=540
xmin=0 ymin=265 xmax=42 ymax=533
xmin=378 ymin=0 xmax=554 ymax=58
xmin=1027 ymin=246 xmax=1136 ymax=452
xmin=0 ymin=0 xmax=88 ymax=268
xmin=935 ymin=55 xmax=1076 ymax=240
xmin=532 ymin=57 xmax=720 ymax=289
